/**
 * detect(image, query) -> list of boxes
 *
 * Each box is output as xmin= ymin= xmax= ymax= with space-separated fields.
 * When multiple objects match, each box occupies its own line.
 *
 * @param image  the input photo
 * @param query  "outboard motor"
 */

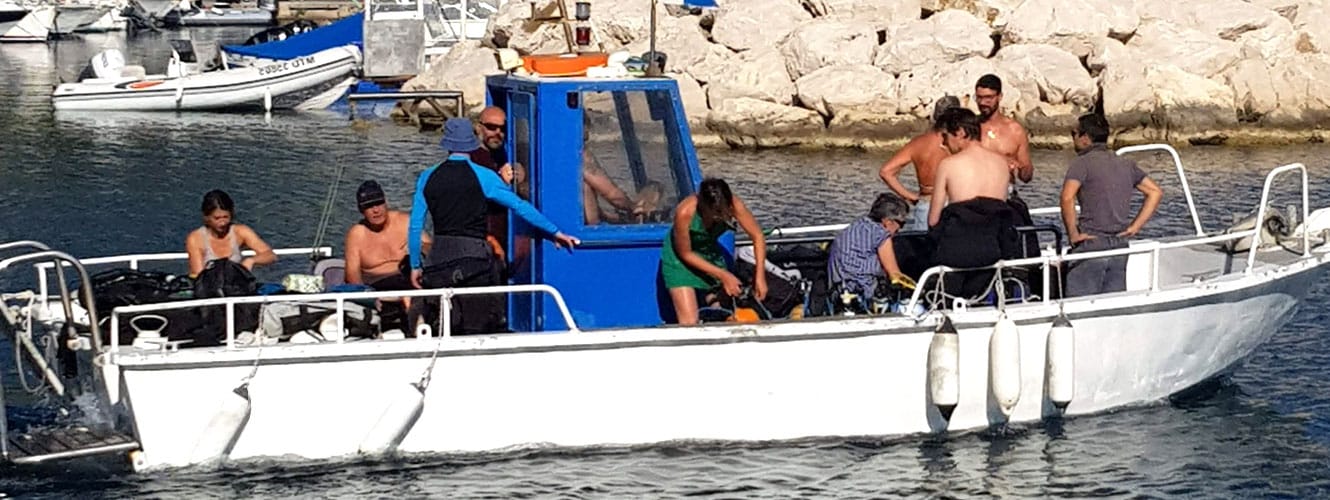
xmin=79 ymin=49 xmax=127 ymax=81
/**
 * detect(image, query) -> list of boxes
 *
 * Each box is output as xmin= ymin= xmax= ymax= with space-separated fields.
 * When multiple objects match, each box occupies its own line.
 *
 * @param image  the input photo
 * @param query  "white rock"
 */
xmin=1127 ymin=20 xmax=1242 ymax=78
xmin=1100 ymin=61 xmax=1237 ymax=132
xmin=670 ymin=73 xmax=710 ymax=130
xmin=625 ymin=14 xmax=712 ymax=75
xmin=589 ymin=0 xmax=659 ymax=46
xmin=794 ymin=64 xmax=896 ymax=118
xmin=1002 ymin=0 xmax=1138 ymax=56
xmin=1236 ymin=16 xmax=1298 ymax=60
xmin=874 ymin=9 xmax=993 ymax=76
xmin=1137 ymin=0 xmax=1282 ymax=41
xmin=403 ymin=41 xmax=500 ymax=114
xmin=1268 ymin=53 xmax=1330 ymax=124
xmin=1224 ymin=57 xmax=1281 ymax=121
xmin=894 ymin=56 xmax=1035 ymax=118
xmin=706 ymin=48 xmax=797 ymax=107
xmin=712 ymin=0 xmax=812 ymax=52
xmin=1291 ymin=2 xmax=1330 ymax=54
xmin=484 ymin=0 xmax=568 ymax=55
xmin=925 ymin=0 xmax=1023 ymax=28
xmin=706 ymin=97 xmax=825 ymax=148
xmin=780 ymin=18 xmax=879 ymax=79
xmin=1086 ymin=38 xmax=1128 ymax=75
xmin=688 ymin=44 xmax=739 ymax=85
xmin=995 ymin=44 xmax=1097 ymax=109
xmin=1245 ymin=0 xmax=1304 ymax=20
xmin=802 ymin=0 xmax=923 ymax=30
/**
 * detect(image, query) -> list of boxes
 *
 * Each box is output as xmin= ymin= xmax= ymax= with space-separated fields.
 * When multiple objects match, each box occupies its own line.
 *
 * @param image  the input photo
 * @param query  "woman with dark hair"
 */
xmin=185 ymin=190 xmax=276 ymax=277
xmin=659 ymin=178 xmax=767 ymax=325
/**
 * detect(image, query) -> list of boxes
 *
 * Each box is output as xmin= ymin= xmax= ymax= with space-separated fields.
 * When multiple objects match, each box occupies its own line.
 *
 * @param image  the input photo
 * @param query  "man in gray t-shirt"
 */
xmin=1060 ymin=114 xmax=1164 ymax=297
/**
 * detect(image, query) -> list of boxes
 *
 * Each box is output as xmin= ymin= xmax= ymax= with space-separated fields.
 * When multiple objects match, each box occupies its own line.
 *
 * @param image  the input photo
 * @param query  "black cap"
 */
xmin=356 ymin=180 xmax=386 ymax=211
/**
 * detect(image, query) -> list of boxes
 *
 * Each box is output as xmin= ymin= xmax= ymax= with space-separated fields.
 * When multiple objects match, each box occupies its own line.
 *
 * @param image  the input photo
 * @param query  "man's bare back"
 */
xmin=929 ymin=144 xmax=1011 ymax=226
xmin=346 ymin=210 xmax=413 ymax=283
xmin=879 ymin=131 xmax=948 ymax=201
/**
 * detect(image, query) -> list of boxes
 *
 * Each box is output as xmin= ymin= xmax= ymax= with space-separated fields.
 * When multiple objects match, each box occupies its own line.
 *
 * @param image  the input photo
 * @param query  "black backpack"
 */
xmin=180 ymin=259 xmax=261 ymax=347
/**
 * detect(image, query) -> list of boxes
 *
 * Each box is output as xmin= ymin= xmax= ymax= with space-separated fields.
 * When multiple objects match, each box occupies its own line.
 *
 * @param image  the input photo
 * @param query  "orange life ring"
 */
xmin=521 ymin=53 xmax=610 ymax=77
xmin=128 ymin=80 xmax=165 ymax=89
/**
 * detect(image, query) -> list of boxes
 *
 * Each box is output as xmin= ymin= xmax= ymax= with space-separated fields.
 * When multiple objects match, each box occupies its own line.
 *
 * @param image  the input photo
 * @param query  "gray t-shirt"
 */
xmin=1064 ymin=144 xmax=1148 ymax=236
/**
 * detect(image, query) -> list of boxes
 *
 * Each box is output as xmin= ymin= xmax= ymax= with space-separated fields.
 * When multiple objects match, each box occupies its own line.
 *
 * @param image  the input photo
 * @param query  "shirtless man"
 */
xmin=974 ymin=74 xmax=1034 ymax=184
xmin=344 ymin=180 xmax=431 ymax=288
xmin=879 ymin=95 xmax=961 ymax=231
xmin=928 ymin=107 xmax=1013 ymax=227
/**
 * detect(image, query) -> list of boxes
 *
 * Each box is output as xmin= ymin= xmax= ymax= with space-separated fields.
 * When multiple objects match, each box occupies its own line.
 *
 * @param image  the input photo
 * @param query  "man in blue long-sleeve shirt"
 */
xmin=407 ymin=117 xmax=579 ymax=334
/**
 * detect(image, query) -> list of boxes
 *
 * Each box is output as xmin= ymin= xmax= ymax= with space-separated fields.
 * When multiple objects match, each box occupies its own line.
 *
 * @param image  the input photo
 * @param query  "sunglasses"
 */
xmin=480 ymin=122 xmax=504 ymax=132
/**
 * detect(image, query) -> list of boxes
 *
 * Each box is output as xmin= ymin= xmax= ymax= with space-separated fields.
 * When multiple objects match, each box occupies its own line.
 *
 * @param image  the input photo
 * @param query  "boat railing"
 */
xmin=1115 ymin=143 xmax=1204 ymax=236
xmin=0 ymin=248 xmax=103 ymax=398
xmin=105 ymin=283 xmax=580 ymax=353
xmin=756 ymin=143 xmax=1201 ymax=242
xmin=901 ymin=162 xmax=1312 ymax=317
xmin=32 ymin=246 xmax=333 ymax=305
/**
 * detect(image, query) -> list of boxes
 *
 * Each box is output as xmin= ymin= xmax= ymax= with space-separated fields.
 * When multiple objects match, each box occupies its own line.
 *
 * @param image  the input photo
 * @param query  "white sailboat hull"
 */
xmin=53 ymin=5 xmax=110 ymax=34
xmin=50 ymin=45 xmax=361 ymax=111
xmin=110 ymin=251 xmax=1327 ymax=471
xmin=0 ymin=6 xmax=54 ymax=42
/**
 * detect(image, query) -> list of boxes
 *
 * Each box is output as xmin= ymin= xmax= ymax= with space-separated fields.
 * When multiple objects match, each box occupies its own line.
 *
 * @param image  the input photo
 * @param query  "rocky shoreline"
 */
xmin=404 ymin=0 xmax=1330 ymax=150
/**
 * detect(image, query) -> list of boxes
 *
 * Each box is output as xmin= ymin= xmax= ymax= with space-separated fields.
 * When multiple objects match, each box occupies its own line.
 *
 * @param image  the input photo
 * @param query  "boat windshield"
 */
xmin=579 ymin=89 xmax=687 ymax=228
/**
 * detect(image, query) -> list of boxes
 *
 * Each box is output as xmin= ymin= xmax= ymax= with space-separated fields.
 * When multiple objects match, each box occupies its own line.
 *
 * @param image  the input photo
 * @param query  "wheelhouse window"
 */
xmin=579 ymin=89 xmax=686 ymax=227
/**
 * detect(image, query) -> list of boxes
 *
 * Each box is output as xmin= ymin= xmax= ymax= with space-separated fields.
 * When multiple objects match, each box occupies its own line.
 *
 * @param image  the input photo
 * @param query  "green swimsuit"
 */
xmin=660 ymin=213 xmax=729 ymax=289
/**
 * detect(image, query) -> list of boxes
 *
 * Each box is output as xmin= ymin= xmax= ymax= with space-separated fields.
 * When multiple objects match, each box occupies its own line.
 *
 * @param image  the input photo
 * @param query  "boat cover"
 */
xmin=221 ymin=13 xmax=362 ymax=60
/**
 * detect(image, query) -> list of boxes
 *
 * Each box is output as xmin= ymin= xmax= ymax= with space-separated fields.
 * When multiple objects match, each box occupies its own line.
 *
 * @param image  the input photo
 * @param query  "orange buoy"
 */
xmin=729 ymin=307 xmax=761 ymax=323
xmin=128 ymin=80 xmax=164 ymax=89
xmin=521 ymin=53 xmax=610 ymax=77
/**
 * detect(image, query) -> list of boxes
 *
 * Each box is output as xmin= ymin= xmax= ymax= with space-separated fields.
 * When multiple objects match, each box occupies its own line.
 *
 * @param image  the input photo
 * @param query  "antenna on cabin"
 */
xmin=645 ymin=0 xmax=661 ymax=77
xmin=645 ymin=0 xmax=716 ymax=77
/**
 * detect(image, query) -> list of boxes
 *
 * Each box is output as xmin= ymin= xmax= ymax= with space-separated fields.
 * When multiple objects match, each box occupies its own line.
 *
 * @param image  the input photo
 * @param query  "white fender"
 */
xmin=359 ymin=382 xmax=426 ymax=455
xmin=416 ymin=322 xmax=432 ymax=339
xmin=989 ymin=313 xmax=1022 ymax=419
xmin=189 ymin=384 xmax=252 ymax=465
xmin=263 ymin=87 xmax=272 ymax=112
xmin=927 ymin=315 xmax=960 ymax=421
xmin=1045 ymin=313 xmax=1075 ymax=411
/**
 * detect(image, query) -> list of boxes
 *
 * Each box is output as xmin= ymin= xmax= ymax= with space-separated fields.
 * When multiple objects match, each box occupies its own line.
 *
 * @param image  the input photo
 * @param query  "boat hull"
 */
xmin=112 ymin=252 xmax=1328 ymax=471
xmin=50 ymin=45 xmax=360 ymax=111
xmin=0 ymin=6 xmax=54 ymax=42
xmin=53 ymin=6 xmax=109 ymax=35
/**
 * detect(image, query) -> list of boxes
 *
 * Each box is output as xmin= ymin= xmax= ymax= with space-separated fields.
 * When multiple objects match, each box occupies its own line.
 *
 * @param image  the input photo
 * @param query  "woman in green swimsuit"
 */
xmin=660 ymin=178 xmax=767 ymax=325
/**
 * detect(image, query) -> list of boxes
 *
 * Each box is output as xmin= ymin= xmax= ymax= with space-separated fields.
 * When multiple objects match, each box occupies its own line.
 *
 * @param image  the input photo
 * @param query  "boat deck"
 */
xmin=3 ymin=426 xmax=139 ymax=466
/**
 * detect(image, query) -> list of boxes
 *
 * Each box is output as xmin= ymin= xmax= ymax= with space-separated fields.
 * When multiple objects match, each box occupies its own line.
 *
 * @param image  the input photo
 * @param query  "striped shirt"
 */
xmin=828 ymin=217 xmax=891 ymax=296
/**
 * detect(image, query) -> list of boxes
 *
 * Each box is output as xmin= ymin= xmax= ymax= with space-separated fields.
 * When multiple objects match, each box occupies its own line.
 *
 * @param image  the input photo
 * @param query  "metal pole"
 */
xmin=645 ymin=0 xmax=661 ymax=77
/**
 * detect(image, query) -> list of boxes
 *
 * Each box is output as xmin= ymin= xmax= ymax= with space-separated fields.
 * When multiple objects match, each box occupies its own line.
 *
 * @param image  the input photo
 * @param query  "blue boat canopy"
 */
xmin=222 ymin=13 xmax=363 ymax=60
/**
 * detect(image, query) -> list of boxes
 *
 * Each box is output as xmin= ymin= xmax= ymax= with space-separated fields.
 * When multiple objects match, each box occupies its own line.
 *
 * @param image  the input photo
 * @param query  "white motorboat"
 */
xmin=53 ymin=4 xmax=111 ymax=34
xmin=0 ymin=3 xmax=55 ymax=42
xmin=49 ymin=43 xmax=362 ymax=111
xmin=4 ymin=74 xmax=1329 ymax=472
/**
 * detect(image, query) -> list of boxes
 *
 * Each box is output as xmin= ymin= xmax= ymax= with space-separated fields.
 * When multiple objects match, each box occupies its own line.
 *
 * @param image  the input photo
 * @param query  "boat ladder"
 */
xmin=0 ymin=241 xmax=140 ymax=467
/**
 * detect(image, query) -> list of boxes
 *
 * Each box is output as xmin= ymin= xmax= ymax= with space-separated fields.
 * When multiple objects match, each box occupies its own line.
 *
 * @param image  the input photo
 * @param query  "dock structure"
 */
xmin=276 ymin=0 xmax=361 ymax=24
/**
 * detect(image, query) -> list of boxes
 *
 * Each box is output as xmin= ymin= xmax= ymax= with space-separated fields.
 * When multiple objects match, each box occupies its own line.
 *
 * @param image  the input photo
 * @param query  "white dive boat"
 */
xmin=53 ymin=4 xmax=111 ymax=34
xmin=4 ymin=75 xmax=1330 ymax=472
xmin=0 ymin=3 xmax=55 ymax=42
xmin=50 ymin=43 xmax=361 ymax=111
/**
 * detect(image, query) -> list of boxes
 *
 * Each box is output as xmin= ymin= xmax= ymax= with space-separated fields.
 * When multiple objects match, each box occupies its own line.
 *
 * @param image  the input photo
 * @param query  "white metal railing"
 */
xmin=900 ymin=162 xmax=1315 ymax=318
xmin=33 ymin=247 xmax=333 ymax=302
xmin=1247 ymin=163 xmax=1310 ymax=270
xmin=106 ymin=284 xmax=579 ymax=353
xmin=762 ymin=207 xmax=1066 ymax=239
xmin=1115 ymin=144 xmax=1204 ymax=236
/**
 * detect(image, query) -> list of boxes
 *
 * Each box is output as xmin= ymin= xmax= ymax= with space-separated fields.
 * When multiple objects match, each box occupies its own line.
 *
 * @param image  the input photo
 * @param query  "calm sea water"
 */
xmin=4 ymin=31 xmax=1330 ymax=498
